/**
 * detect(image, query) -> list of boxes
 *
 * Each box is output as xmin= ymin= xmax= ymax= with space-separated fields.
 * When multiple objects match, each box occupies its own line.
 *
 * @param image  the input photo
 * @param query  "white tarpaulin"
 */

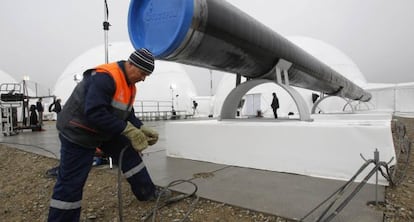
xmin=166 ymin=113 xmax=395 ymax=185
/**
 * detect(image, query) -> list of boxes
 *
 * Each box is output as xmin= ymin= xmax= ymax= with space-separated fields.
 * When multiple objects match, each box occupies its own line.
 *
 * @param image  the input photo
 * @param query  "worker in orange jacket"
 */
xmin=48 ymin=49 xmax=160 ymax=221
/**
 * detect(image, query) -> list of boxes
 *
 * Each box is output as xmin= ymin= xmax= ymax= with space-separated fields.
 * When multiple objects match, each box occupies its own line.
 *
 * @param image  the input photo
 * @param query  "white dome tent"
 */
xmin=53 ymin=42 xmax=136 ymax=104
xmin=288 ymin=36 xmax=369 ymax=114
xmin=134 ymin=60 xmax=197 ymax=115
xmin=212 ymin=36 xmax=369 ymax=118
xmin=288 ymin=36 xmax=368 ymax=87
xmin=0 ymin=69 xmax=18 ymax=86
xmin=53 ymin=42 xmax=197 ymax=117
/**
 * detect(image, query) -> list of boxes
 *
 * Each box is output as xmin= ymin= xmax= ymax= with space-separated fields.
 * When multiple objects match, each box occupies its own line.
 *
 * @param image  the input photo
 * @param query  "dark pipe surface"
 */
xmin=128 ymin=0 xmax=371 ymax=101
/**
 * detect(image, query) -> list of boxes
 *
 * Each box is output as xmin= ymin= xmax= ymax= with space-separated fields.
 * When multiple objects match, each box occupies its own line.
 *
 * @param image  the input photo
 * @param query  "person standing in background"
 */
xmin=192 ymin=100 xmax=198 ymax=115
xmin=49 ymin=98 xmax=62 ymax=114
xmin=271 ymin=92 xmax=279 ymax=119
xmin=36 ymin=98 xmax=44 ymax=125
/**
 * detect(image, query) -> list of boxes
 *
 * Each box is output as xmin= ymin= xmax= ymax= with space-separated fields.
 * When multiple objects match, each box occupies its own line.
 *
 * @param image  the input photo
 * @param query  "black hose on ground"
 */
xmin=117 ymin=147 xmax=199 ymax=222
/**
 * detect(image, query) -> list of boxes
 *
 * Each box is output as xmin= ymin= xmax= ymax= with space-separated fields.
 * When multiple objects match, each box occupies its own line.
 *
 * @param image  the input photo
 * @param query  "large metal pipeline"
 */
xmin=128 ymin=0 xmax=371 ymax=101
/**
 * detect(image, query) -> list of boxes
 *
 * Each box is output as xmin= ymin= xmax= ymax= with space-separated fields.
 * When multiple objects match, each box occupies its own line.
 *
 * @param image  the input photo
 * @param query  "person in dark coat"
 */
xmin=192 ymin=100 xmax=198 ymax=115
xmin=36 ymin=98 xmax=44 ymax=125
xmin=49 ymin=98 xmax=62 ymax=114
xmin=29 ymin=104 xmax=38 ymax=126
xmin=48 ymin=49 xmax=162 ymax=221
xmin=271 ymin=92 xmax=279 ymax=119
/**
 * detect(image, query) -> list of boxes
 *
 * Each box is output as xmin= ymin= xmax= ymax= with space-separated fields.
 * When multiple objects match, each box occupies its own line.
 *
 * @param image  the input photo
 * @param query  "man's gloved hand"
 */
xmin=122 ymin=122 xmax=148 ymax=152
xmin=140 ymin=125 xmax=159 ymax=145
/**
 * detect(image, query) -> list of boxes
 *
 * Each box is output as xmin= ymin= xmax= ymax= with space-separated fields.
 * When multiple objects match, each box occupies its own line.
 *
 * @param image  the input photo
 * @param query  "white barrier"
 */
xmin=166 ymin=113 xmax=395 ymax=185
xmin=365 ymin=82 xmax=414 ymax=113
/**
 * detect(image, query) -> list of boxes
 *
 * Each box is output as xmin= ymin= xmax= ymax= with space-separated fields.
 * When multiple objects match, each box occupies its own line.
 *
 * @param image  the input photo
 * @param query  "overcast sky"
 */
xmin=1 ymin=0 xmax=414 ymax=96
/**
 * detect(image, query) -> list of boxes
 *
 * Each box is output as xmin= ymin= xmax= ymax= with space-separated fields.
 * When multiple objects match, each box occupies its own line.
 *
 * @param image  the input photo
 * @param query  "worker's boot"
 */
xmin=148 ymin=187 xmax=172 ymax=201
xmin=45 ymin=166 xmax=59 ymax=178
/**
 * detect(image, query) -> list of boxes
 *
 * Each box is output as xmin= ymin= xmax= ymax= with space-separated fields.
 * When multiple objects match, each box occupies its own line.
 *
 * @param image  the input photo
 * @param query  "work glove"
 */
xmin=122 ymin=122 xmax=148 ymax=152
xmin=140 ymin=125 xmax=159 ymax=145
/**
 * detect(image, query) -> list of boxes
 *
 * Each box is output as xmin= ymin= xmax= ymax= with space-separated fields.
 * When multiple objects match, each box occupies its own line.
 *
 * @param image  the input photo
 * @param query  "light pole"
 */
xmin=209 ymin=69 xmax=213 ymax=96
xmin=22 ymin=75 xmax=30 ymax=126
xmin=103 ymin=0 xmax=110 ymax=64
xmin=170 ymin=84 xmax=176 ymax=111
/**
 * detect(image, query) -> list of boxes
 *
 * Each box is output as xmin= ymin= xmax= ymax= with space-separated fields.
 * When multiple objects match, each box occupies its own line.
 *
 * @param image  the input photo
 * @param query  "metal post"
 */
xmin=236 ymin=74 xmax=241 ymax=86
xmin=209 ymin=69 xmax=213 ymax=96
xmin=282 ymin=69 xmax=290 ymax=86
xmin=22 ymin=80 xmax=27 ymax=126
xmin=157 ymin=101 xmax=160 ymax=119
xmin=103 ymin=0 xmax=110 ymax=64
xmin=103 ymin=0 xmax=111 ymax=166
xmin=374 ymin=148 xmax=379 ymax=205
xmin=393 ymin=87 xmax=397 ymax=113
xmin=275 ymin=67 xmax=282 ymax=84
xmin=170 ymin=85 xmax=175 ymax=111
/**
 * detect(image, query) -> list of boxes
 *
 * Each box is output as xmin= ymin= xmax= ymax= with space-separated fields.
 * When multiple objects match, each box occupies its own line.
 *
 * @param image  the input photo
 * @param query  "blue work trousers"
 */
xmin=47 ymin=134 xmax=155 ymax=222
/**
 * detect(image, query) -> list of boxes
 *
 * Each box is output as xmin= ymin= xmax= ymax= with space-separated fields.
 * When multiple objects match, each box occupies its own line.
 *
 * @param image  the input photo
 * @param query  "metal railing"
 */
xmin=134 ymin=100 xmax=193 ymax=121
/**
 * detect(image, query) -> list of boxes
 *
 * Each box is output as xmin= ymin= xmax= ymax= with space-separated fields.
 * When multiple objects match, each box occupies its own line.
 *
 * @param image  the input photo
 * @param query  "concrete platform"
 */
xmin=0 ymin=120 xmax=385 ymax=221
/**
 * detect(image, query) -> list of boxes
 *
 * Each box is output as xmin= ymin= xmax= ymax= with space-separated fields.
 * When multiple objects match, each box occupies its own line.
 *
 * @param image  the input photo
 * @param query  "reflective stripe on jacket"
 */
xmin=95 ymin=63 xmax=136 ymax=119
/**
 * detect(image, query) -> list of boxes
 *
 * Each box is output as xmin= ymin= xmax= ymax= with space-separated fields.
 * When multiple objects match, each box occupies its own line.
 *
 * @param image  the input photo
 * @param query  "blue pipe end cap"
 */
xmin=128 ymin=0 xmax=194 ymax=58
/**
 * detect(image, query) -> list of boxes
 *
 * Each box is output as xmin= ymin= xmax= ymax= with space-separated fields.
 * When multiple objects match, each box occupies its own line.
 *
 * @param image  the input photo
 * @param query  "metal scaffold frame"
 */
xmin=1 ymin=82 xmax=55 ymax=136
